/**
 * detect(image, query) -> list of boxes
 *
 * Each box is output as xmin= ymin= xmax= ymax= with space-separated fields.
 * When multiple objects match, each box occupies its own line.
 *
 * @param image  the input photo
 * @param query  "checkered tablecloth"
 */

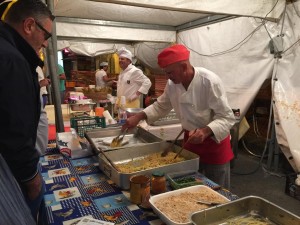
xmin=41 ymin=146 xmax=238 ymax=225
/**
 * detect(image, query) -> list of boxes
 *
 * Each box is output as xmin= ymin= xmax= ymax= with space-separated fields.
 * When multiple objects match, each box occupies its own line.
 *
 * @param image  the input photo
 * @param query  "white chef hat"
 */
xmin=100 ymin=62 xmax=108 ymax=67
xmin=117 ymin=47 xmax=132 ymax=61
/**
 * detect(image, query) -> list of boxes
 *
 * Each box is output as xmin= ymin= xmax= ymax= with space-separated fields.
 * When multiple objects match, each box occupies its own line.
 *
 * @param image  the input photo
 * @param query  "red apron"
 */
xmin=183 ymin=131 xmax=233 ymax=164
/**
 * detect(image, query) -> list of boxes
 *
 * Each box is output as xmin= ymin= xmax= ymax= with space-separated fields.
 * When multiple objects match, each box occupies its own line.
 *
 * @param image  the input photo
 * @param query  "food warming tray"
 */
xmin=85 ymin=126 xmax=162 ymax=152
xmin=190 ymin=196 xmax=300 ymax=225
xmin=98 ymin=141 xmax=199 ymax=190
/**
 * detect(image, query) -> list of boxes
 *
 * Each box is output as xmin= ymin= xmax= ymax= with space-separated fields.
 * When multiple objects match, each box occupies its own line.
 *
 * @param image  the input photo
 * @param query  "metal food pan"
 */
xmin=85 ymin=126 xmax=162 ymax=152
xmin=98 ymin=141 xmax=199 ymax=190
xmin=190 ymin=196 xmax=300 ymax=225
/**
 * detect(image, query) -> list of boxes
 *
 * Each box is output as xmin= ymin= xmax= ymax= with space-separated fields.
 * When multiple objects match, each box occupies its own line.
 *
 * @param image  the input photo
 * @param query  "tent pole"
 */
xmin=46 ymin=0 xmax=65 ymax=132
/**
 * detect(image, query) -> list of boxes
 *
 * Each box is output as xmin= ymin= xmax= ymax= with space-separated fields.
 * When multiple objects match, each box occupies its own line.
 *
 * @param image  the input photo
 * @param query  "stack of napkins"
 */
xmin=56 ymin=130 xmax=93 ymax=159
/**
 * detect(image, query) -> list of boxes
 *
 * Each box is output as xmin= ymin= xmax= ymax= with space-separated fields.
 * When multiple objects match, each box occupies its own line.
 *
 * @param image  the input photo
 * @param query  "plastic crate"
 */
xmin=166 ymin=170 xmax=204 ymax=190
xmin=70 ymin=116 xmax=106 ymax=137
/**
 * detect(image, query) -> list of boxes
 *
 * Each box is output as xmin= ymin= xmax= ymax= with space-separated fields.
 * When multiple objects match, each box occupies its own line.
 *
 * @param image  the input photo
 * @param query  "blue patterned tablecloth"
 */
xmin=41 ymin=146 xmax=238 ymax=225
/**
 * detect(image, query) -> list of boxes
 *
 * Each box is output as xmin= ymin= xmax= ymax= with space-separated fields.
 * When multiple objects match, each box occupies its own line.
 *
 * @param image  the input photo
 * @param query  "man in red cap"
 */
xmin=123 ymin=44 xmax=236 ymax=189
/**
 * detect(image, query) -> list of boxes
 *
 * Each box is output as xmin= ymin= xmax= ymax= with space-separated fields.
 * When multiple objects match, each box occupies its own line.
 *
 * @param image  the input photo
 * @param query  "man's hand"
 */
xmin=39 ymin=78 xmax=50 ymax=87
xmin=187 ymin=126 xmax=213 ymax=144
xmin=122 ymin=112 xmax=146 ymax=131
xmin=129 ymin=92 xmax=141 ymax=102
xmin=23 ymin=173 xmax=43 ymax=200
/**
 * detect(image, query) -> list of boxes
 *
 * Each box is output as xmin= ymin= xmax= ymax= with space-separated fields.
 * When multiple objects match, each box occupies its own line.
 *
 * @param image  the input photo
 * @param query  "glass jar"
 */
xmin=151 ymin=171 xmax=166 ymax=194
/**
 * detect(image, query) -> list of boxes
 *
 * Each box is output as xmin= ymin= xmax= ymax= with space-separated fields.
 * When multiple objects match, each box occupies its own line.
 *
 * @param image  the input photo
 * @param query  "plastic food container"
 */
xmin=151 ymin=171 xmax=167 ymax=194
xmin=167 ymin=170 xmax=203 ymax=190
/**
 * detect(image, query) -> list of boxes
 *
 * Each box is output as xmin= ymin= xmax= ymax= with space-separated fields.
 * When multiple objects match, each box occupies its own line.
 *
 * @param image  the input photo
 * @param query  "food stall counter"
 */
xmin=41 ymin=144 xmax=238 ymax=225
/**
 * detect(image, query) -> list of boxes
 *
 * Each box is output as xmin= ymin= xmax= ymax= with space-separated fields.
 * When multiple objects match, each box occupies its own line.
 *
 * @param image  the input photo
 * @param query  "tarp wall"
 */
xmin=176 ymin=2 xmax=300 ymax=172
xmin=272 ymin=2 xmax=300 ymax=172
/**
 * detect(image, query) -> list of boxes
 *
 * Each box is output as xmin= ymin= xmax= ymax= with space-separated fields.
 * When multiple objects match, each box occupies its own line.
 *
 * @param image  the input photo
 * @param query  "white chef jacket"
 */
xmin=36 ymin=67 xmax=48 ymax=156
xmin=144 ymin=67 xmax=235 ymax=143
xmin=117 ymin=64 xmax=151 ymax=100
xmin=36 ymin=66 xmax=47 ymax=95
xmin=95 ymin=69 xmax=108 ymax=88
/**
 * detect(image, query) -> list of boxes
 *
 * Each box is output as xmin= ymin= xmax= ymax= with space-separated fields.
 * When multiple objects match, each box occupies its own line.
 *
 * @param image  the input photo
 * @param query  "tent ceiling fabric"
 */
xmin=54 ymin=0 xmax=285 ymax=27
xmin=54 ymin=0 xmax=210 ymax=27
xmin=56 ymin=21 xmax=176 ymax=43
xmin=53 ymin=0 xmax=286 ymax=56
xmin=91 ymin=0 xmax=284 ymax=21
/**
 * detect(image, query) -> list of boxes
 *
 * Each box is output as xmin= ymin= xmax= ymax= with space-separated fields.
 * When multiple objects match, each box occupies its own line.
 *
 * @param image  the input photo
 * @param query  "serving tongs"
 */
xmin=110 ymin=128 xmax=128 ymax=147
xmin=161 ymin=129 xmax=184 ymax=157
xmin=173 ymin=130 xmax=196 ymax=159
xmin=97 ymin=146 xmax=120 ymax=172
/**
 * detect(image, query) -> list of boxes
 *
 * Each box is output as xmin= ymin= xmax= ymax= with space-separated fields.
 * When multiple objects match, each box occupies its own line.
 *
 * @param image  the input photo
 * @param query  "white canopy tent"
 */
xmin=49 ymin=0 xmax=300 ymax=172
xmin=54 ymin=0 xmax=285 ymax=53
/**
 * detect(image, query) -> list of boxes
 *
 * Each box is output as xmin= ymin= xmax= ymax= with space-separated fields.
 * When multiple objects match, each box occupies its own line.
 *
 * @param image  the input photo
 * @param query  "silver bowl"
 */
xmin=125 ymin=108 xmax=144 ymax=117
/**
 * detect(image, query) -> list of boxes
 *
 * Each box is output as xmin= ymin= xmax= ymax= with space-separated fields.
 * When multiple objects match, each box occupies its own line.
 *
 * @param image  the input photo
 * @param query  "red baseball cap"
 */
xmin=157 ymin=44 xmax=190 ymax=68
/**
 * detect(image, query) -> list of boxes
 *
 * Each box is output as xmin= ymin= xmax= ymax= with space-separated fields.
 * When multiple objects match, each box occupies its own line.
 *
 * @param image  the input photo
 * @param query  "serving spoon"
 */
xmin=197 ymin=199 xmax=221 ymax=206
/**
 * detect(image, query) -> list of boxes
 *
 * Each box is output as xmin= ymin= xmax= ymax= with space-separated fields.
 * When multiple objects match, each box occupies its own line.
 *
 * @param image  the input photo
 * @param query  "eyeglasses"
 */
xmin=35 ymin=20 xmax=52 ymax=41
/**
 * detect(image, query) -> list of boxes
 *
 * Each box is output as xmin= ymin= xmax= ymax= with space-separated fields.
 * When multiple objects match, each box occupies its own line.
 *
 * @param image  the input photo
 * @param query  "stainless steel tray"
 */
xmin=98 ymin=141 xmax=199 ymax=190
xmin=190 ymin=196 xmax=300 ymax=225
xmin=85 ymin=126 xmax=162 ymax=152
xmin=151 ymin=109 xmax=180 ymax=126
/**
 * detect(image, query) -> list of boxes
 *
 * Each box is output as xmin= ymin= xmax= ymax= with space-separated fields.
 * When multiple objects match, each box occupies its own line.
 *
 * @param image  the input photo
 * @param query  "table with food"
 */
xmin=44 ymin=122 xmax=299 ymax=225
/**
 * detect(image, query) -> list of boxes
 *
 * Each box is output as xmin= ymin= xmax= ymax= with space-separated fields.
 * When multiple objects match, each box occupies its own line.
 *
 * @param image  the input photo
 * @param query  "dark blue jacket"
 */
xmin=0 ymin=22 xmax=41 ymax=183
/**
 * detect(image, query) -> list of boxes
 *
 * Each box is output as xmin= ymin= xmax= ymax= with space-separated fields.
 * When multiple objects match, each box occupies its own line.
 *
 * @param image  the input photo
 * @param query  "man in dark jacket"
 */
xmin=0 ymin=0 xmax=54 ymax=223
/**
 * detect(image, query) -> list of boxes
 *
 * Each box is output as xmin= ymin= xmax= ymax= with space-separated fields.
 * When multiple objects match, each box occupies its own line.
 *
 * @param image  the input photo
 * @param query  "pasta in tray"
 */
xmin=153 ymin=189 xmax=228 ymax=224
xmin=116 ymin=152 xmax=185 ymax=173
xmin=225 ymin=213 xmax=276 ymax=225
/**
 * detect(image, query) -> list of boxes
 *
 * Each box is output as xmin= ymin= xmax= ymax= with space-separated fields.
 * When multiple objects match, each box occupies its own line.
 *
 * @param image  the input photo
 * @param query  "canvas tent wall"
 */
xmin=48 ymin=0 xmax=300 ymax=172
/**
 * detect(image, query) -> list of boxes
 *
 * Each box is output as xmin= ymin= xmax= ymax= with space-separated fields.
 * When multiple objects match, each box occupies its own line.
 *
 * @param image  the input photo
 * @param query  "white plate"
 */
xmin=149 ymin=185 xmax=230 ymax=225
xmin=102 ymin=137 xmax=130 ymax=146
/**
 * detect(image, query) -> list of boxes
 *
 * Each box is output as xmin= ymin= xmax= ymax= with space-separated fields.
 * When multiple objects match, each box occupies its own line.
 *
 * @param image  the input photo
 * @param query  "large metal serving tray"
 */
xmin=85 ymin=126 xmax=162 ymax=152
xmin=98 ymin=141 xmax=199 ymax=190
xmin=190 ymin=196 xmax=300 ymax=225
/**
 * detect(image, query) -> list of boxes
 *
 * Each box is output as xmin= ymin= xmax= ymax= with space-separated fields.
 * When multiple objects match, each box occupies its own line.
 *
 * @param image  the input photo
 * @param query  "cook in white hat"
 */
xmin=95 ymin=61 xmax=116 ymax=88
xmin=100 ymin=61 xmax=108 ymax=67
xmin=117 ymin=47 xmax=132 ymax=62
xmin=116 ymin=47 xmax=152 ymax=109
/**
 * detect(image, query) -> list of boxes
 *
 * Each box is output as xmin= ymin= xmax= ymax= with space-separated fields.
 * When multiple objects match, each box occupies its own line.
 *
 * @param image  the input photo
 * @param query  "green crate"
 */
xmin=70 ymin=116 xmax=106 ymax=137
